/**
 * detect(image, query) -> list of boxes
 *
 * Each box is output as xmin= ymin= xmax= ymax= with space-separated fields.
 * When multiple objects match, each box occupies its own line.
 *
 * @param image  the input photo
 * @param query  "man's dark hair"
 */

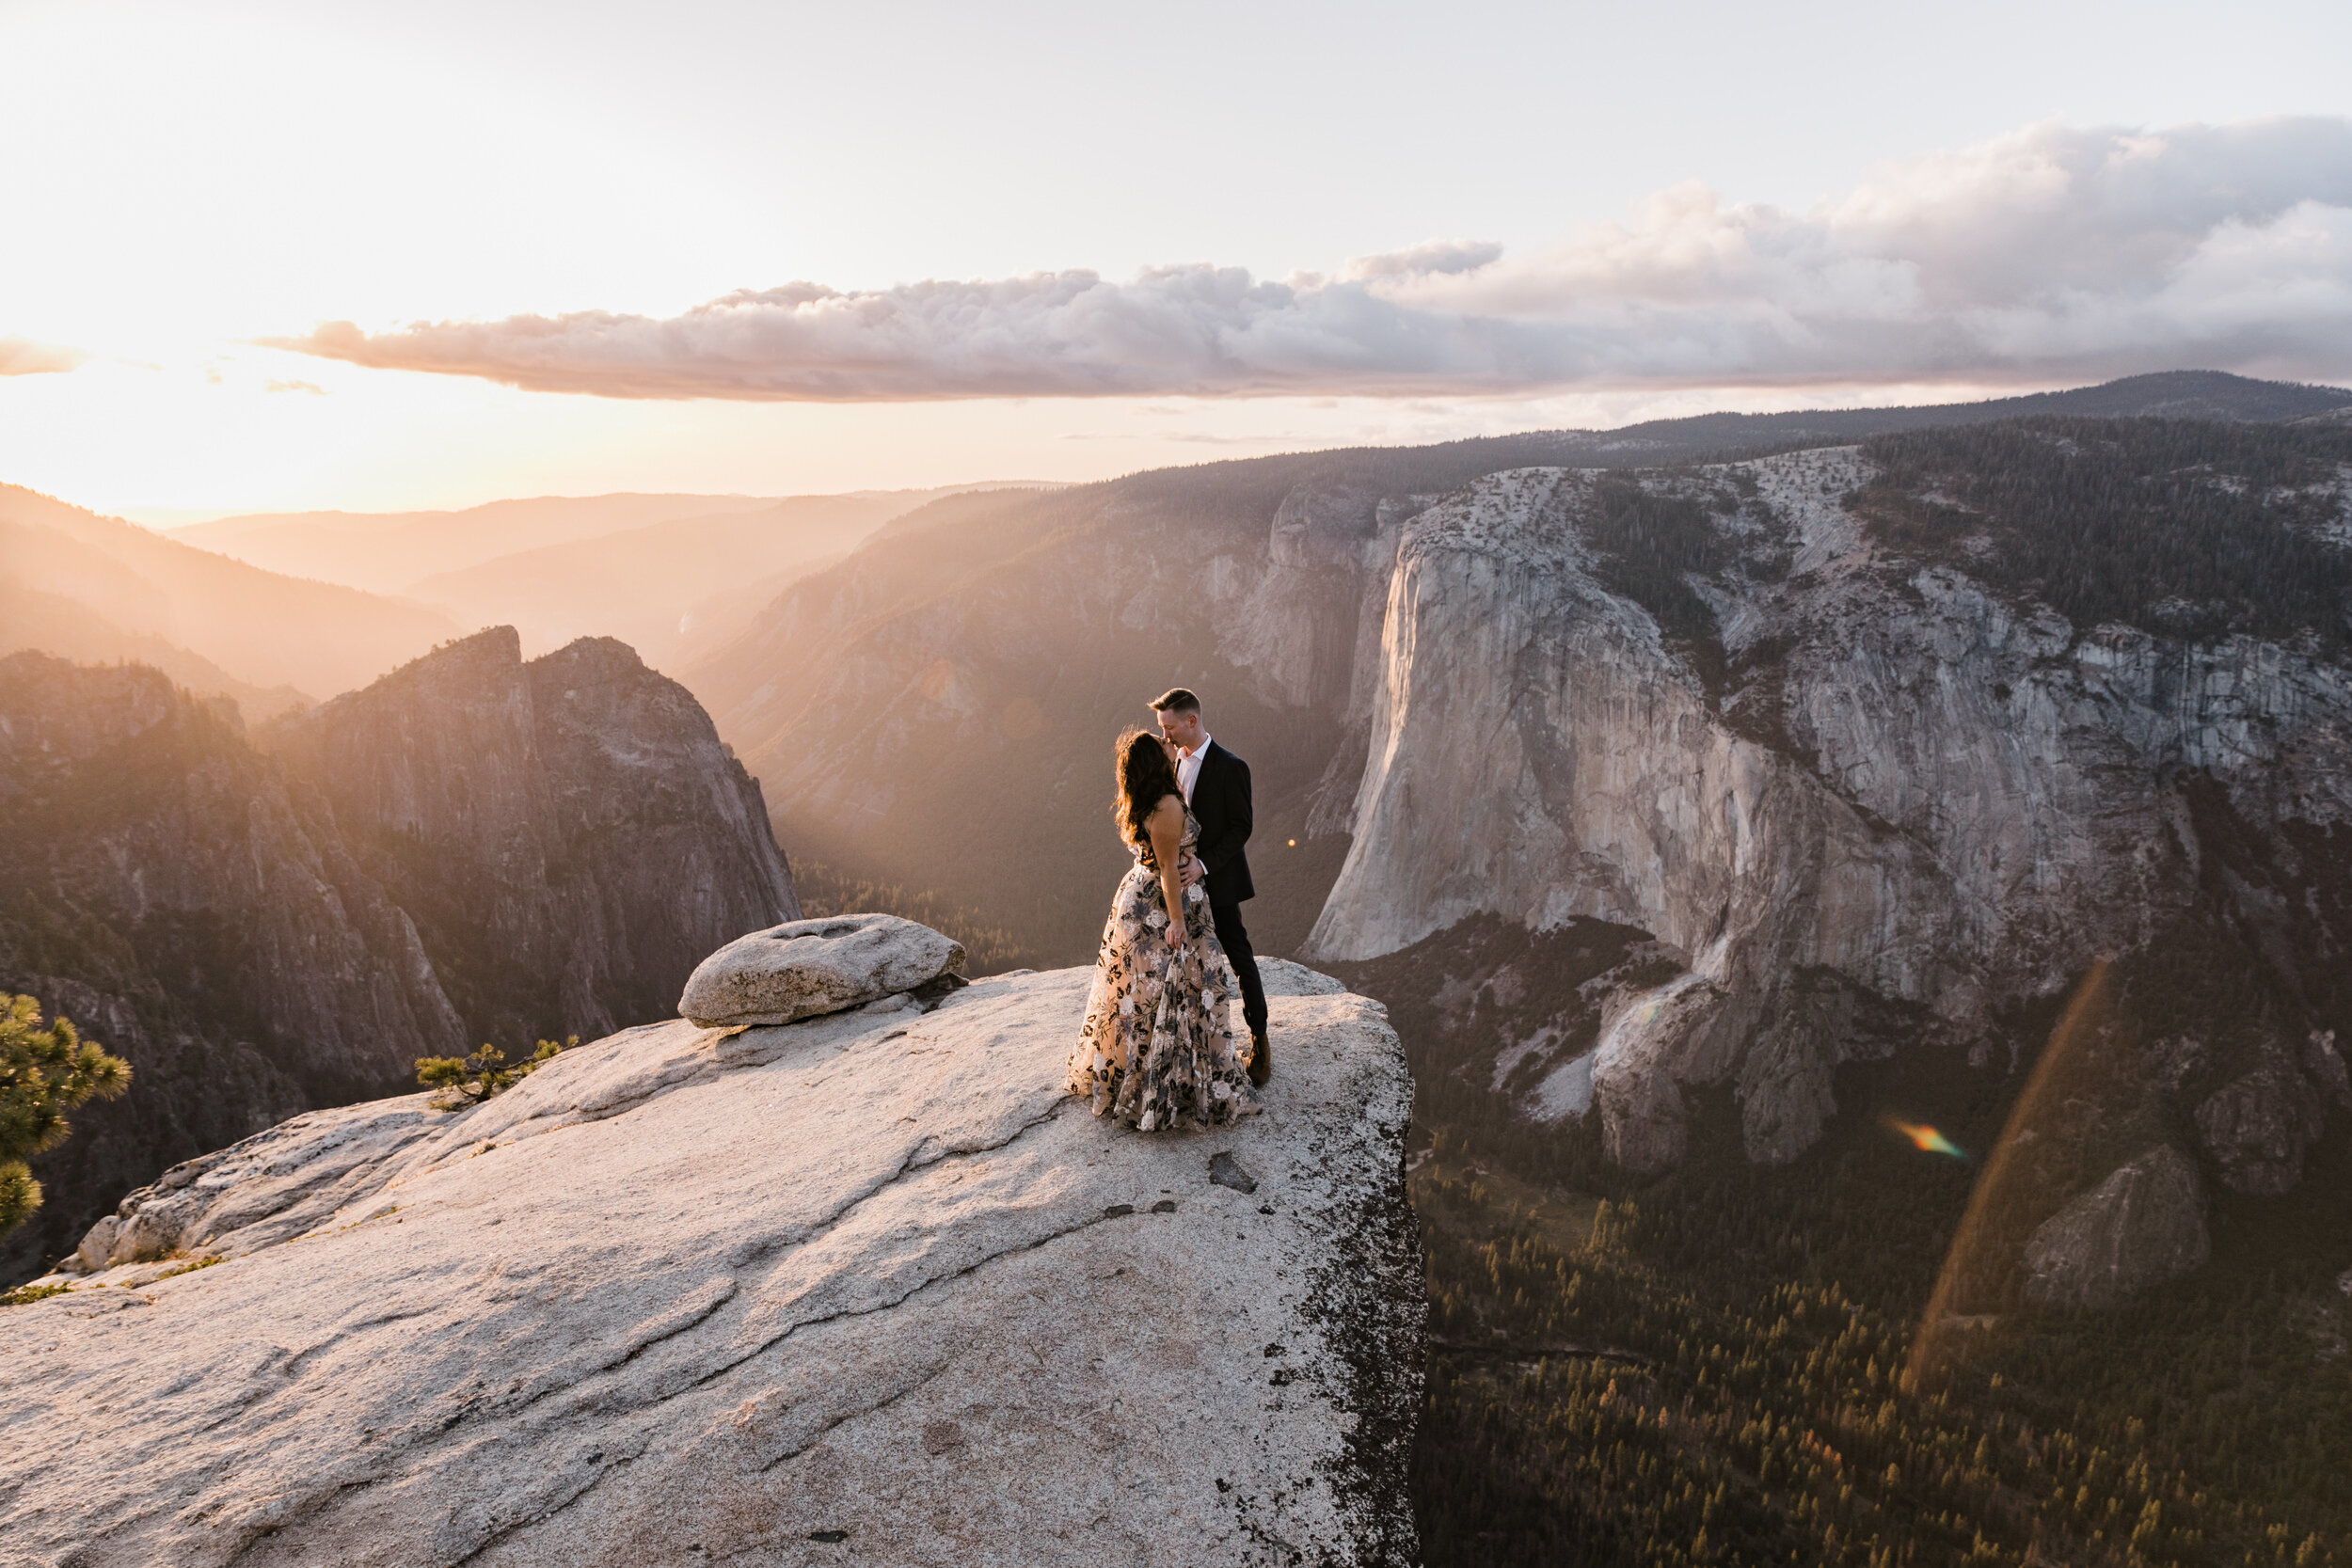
xmin=1150 ymin=687 xmax=1201 ymax=714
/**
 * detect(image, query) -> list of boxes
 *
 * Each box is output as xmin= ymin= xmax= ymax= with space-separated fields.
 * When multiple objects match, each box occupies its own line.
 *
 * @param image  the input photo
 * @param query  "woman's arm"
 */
xmin=1147 ymin=796 xmax=1188 ymax=945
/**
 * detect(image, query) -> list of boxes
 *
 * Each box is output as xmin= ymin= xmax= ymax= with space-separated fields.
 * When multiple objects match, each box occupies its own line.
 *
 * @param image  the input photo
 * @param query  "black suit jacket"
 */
xmin=1188 ymin=740 xmax=1256 ymax=906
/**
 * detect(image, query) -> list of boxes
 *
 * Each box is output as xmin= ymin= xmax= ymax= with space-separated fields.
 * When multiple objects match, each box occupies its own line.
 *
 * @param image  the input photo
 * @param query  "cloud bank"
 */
xmin=278 ymin=119 xmax=2352 ymax=401
xmin=0 ymin=336 xmax=89 ymax=376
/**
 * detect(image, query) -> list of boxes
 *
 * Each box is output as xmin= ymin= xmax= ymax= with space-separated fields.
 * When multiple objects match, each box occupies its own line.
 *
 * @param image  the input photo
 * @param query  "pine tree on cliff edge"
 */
xmin=0 ymin=993 xmax=132 ymax=1237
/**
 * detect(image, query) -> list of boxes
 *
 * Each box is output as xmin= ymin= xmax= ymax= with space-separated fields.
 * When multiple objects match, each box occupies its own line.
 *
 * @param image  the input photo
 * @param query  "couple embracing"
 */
xmin=1066 ymin=688 xmax=1271 ymax=1132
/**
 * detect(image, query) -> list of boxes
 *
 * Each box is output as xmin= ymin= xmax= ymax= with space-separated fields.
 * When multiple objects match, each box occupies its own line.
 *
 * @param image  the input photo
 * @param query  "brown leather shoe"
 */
xmin=1248 ymin=1031 xmax=1271 ymax=1086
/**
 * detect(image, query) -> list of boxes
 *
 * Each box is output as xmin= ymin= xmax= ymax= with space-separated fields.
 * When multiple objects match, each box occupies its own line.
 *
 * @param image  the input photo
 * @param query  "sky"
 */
xmin=2 ymin=0 xmax=2349 ymax=520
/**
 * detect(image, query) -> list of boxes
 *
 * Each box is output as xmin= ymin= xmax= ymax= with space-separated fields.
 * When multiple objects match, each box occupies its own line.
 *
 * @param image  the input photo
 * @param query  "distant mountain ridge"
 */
xmin=0 ymin=574 xmax=312 ymax=721
xmin=399 ymin=494 xmax=914 ymax=667
xmin=167 ymin=492 xmax=790 ymax=592
xmin=0 ymin=483 xmax=460 ymax=702
xmin=159 ymin=483 xmax=1057 ymax=671
xmin=1547 ymin=369 xmax=2352 ymax=458
xmin=1186 ymin=370 xmax=2352 ymax=478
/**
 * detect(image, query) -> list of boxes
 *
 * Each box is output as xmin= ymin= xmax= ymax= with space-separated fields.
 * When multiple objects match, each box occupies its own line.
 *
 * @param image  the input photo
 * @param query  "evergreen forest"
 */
xmin=1856 ymin=419 xmax=2352 ymax=655
xmin=1336 ymin=957 xmax=2352 ymax=1568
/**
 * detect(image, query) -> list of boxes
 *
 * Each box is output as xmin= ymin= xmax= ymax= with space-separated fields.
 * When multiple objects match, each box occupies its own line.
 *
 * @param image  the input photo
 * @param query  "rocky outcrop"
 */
xmin=0 ymin=635 xmax=798 ymax=1281
xmin=2021 ymin=1147 xmax=2210 ymax=1309
xmin=1 ymin=958 xmax=1422 ymax=1567
xmin=265 ymin=626 xmax=800 ymax=1049
xmin=680 ymin=912 xmax=965 ymax=1026
xmin=2189 ymin=1028 xmax=2352 ymax=1194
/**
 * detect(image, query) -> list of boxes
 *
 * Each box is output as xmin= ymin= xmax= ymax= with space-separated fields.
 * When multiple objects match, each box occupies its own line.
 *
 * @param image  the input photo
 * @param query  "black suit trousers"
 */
xmin=1213 ymin=899 xmax=1268 ymax=1037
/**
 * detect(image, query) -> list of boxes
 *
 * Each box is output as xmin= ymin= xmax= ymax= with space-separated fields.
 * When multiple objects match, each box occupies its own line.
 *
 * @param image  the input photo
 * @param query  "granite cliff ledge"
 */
xmin=1 ymin=955 xmax=1422 ymax=1567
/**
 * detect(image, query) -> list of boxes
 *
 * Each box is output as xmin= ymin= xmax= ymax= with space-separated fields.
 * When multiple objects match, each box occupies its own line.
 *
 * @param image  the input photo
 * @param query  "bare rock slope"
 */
xmin=0 ymin=958 xmax=1421 ymax=1567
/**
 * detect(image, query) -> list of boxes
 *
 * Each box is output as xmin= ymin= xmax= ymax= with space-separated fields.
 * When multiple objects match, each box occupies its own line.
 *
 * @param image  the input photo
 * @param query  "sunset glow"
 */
xmin=3 ymin=0 xmax=2347 ymax=517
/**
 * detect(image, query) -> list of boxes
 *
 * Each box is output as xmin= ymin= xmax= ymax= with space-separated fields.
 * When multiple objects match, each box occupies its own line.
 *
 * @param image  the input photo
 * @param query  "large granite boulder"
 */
xmin=2193 ymin=1063 xmax=2330 ymax=1196
xmin=0 ymin=959 xmax=1421 ymax=1567
xmin=2021 ymin=1146 xmax=2210 ymax=1310
xmin=679 ymin=912 xmax=966 ymax=1027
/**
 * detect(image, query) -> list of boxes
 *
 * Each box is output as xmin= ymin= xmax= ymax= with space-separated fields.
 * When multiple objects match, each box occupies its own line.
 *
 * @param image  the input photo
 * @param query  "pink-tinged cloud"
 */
xmin=0 ymin=336 xmax=89 ymax=376
xmin=274 ymin=119 xmax=2352 ymax=402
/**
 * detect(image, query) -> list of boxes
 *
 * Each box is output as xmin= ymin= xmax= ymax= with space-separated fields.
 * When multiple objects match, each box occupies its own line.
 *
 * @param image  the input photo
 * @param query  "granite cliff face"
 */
xmin=1307 ymin=436 xmax=2352 ymax=1183
xmin=265 ymin=626 xmax=799 ymax=1048
xmin=0 ymin=632 xmax=796 ymax=1280
xmin=688 ymin=380 xmax=2352 ymax=966
xmin=1 ymin=958 xmax=1421 ymax=1567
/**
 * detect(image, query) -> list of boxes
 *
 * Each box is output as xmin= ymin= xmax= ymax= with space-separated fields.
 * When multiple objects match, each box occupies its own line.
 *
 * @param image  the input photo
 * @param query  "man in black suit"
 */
xmin=1152 ymin=687 xmax=1270 ymax=1085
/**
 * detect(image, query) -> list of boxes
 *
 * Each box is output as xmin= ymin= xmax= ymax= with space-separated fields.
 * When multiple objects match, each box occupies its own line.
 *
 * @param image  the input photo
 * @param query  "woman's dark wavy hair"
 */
xmin=1112 ymin=726 xmax=1182 ymax=847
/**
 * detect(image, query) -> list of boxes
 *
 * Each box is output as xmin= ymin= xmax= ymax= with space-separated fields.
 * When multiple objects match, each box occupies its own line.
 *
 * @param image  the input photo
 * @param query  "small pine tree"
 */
xmin=415 ymin=1037 xmax=573 ymax=1111
xmin=0 ymin=994 xmax=133 ymax=1236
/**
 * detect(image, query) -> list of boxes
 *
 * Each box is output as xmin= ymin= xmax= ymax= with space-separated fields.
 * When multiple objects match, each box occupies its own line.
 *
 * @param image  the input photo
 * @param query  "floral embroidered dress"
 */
xmin=1068 ymin=806 xmax=1261 ymax=1131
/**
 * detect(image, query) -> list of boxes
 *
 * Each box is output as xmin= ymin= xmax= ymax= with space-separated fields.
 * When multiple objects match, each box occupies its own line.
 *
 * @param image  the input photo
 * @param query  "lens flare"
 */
xmin=1885 ymin=1118 xmax=1967 ymax=1159
xmin=1907 ymin=959 xmax=2114 ymax=1385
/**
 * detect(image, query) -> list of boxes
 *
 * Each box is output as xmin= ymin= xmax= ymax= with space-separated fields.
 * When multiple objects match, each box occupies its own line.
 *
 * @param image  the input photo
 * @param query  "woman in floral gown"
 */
xmin=1067 ymin=728 xmax=1261 ymax=1131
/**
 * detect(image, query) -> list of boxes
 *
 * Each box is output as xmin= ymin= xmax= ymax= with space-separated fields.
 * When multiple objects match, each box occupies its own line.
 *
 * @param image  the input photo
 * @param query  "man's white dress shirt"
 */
xmin=1177 ymin=734 xmax=1212 ymax=803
